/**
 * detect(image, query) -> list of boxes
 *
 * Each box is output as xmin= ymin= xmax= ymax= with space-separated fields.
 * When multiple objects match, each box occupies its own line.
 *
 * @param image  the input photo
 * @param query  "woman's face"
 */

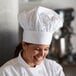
xmin=22 ymin=41 xmax=50 ymax=67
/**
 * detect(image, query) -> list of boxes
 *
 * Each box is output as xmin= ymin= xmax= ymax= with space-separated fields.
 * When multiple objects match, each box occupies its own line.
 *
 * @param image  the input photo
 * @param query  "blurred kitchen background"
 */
xmin=0 ymin=0 xmax=76 ymax=66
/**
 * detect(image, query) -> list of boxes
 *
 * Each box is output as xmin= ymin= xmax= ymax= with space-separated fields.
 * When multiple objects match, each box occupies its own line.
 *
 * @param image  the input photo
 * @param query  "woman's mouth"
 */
xmin=34 ymin=56 xmax=43 ymax=61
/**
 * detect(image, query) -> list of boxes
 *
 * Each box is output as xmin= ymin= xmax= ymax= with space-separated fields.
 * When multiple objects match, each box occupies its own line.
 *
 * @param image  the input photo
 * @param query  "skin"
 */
xmin=22 ymin=41 xmax=50 ymax=67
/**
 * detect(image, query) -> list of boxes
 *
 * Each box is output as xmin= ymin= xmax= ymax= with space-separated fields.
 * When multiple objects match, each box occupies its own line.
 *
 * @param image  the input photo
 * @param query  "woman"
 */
xmin=0 ymin=6 xmax=65 ymax=76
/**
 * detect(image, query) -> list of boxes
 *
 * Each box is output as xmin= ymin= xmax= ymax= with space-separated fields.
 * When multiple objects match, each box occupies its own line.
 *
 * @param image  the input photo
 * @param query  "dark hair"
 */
xmin=14 ymin=42 xmax=22 ymax=58
xmin=14 ymin=42 xmax=32 ymax=58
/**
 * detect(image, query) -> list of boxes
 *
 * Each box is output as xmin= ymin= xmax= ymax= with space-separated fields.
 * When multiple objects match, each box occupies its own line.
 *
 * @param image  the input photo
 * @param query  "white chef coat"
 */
xmin=0 ymin=53 xmax=65 ymax=76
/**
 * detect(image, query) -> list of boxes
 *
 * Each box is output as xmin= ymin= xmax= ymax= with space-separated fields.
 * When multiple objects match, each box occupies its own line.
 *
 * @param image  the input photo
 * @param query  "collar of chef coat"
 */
xmin=18 ymin=52 xmax=44 ymax=69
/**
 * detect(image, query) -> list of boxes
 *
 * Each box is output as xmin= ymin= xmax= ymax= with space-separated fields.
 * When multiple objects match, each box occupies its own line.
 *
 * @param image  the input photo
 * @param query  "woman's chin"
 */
xmin=34 ymin=59 xmax=43 ymax=65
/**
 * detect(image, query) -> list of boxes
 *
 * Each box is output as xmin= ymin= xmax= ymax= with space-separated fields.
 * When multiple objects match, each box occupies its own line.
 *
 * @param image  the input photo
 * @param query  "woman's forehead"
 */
xmin=29 ymin=44 xmax=50 ymax=48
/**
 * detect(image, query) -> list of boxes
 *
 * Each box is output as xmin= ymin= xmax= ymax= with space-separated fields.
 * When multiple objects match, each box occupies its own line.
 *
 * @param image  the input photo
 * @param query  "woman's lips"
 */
xmin=34 ymin=56 xmax=43 ymax=61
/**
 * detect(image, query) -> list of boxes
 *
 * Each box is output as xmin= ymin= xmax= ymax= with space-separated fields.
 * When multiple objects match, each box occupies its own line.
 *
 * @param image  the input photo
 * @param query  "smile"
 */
xmin=34 ymin=56 xmax=44 ymax=61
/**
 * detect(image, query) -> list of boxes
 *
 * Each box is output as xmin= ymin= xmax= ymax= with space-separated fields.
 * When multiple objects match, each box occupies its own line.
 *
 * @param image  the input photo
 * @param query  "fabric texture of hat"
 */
xmin=18 ymin=6 xmax=63 ymax=45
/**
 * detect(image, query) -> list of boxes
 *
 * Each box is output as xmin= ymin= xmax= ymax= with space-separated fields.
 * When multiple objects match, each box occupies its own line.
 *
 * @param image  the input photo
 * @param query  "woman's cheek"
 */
xmin=33 ymin=50 xmax=39 ymax=55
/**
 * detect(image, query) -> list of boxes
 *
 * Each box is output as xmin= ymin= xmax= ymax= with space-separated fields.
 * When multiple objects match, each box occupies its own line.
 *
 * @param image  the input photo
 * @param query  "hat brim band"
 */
xmin=23 ymin=31 xmax=53 ymax=45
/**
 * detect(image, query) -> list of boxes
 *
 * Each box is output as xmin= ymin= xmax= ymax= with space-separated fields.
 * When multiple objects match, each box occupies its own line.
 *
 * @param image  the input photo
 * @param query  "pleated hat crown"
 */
xmin=18 ymin=6 xmax=63 ymax=45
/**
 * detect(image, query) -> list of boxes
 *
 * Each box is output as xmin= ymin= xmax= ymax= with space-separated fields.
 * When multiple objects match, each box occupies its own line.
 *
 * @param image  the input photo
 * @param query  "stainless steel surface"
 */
xmin=0 ymin=0 xmax=18 ymax=66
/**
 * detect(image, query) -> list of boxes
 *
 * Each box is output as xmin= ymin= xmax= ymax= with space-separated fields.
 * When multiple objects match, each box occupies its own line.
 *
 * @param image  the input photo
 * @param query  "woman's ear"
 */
xmin=22 ymin=41 xmax=27 ymax=50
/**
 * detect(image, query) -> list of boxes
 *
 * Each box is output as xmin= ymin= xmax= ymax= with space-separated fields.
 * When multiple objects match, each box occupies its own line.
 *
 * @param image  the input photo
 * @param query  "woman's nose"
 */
xmin=39 ymin=50 xmax=45 ymax=56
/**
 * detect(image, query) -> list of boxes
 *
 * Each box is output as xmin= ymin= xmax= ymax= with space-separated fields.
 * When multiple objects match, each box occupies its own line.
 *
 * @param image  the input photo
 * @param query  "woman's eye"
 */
xmin=34 ymin=48 xmax=49 ymax=51
xmin=35 ymin=48 xmax=40 ymax=50
xmin=44 ymin=48 xmax=49 ymax=51
xmin=34 ymin=48 xmax=41 ymax=51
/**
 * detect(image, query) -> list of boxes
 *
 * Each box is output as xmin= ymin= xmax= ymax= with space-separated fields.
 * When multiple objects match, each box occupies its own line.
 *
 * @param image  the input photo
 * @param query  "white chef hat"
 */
xmin=18 ymin=6 xmax=63 ymax=45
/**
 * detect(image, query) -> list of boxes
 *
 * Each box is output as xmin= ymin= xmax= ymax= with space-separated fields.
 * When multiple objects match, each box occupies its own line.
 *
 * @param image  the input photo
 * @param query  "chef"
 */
xmin=0 ymin=6 xmax=65 ymax=76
